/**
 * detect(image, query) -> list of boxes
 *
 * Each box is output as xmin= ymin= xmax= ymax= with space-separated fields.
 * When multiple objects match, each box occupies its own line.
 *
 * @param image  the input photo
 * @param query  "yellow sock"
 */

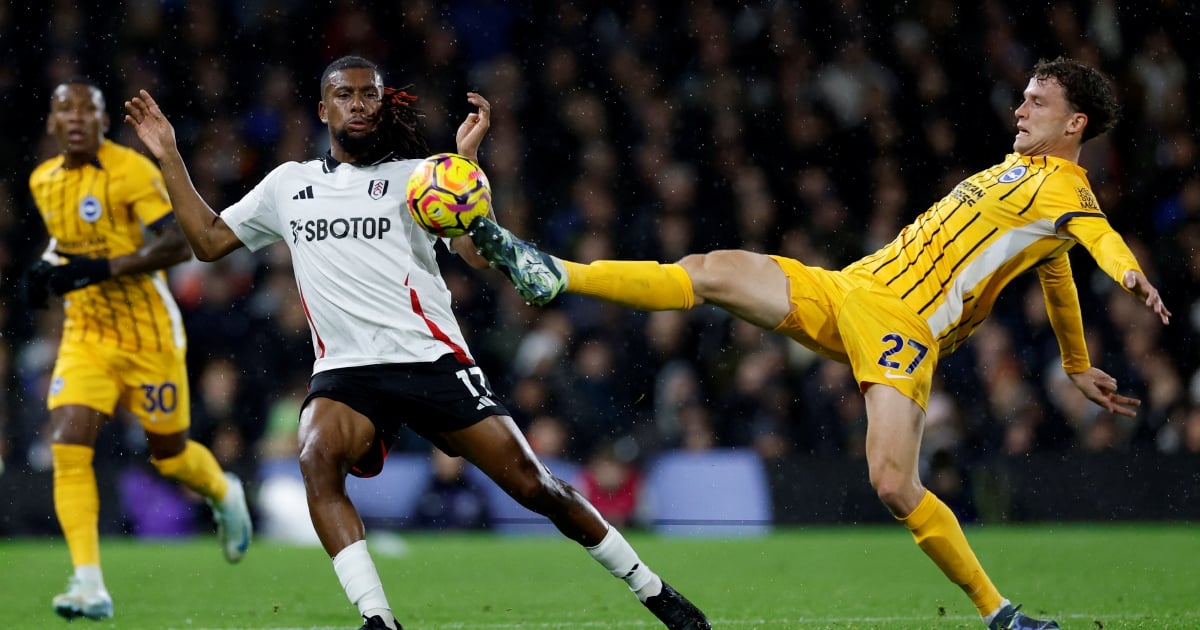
xmin=562 ymin=260 xmax=695 ymax=310
xmin=52 ymin=444 xmax=101 ymax=568
xmin=151 ymin=440 xmax=229 ymax=502
xmin=901 ymin=490 xmax=1003 ymax=616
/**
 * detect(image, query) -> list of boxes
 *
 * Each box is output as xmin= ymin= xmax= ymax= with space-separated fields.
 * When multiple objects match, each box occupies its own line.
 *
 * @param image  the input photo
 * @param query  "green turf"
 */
xmin=2 ymin=523 xmax=1196 ymax=629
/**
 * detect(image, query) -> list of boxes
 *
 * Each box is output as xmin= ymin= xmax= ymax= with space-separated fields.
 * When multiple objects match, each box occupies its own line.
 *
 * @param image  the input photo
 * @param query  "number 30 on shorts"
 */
xmin=139 ymin=382 xmax=179 ymax=412
xmin=876 ymin=333 xmax=929 ymax=375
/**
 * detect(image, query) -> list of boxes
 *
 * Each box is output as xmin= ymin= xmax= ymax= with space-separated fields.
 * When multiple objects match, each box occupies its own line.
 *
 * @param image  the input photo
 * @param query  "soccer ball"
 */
xmin=406 ymin=153 xmax=492 ymax=238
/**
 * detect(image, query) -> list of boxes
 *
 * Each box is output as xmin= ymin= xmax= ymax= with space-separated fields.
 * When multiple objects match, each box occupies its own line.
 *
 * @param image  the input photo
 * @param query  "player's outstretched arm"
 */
xmin=1062 ymin=219 xmax=1170 ymax=325
xmin=1068 ymin=367 xmax=1142 ymax=417
xmin=449 ymin=91 xmax=493 ymax=269
xmin=1123 ymin=270 xmax=1171 ymax=325
xmin=124 ymin=89 xmax=244 ymax=262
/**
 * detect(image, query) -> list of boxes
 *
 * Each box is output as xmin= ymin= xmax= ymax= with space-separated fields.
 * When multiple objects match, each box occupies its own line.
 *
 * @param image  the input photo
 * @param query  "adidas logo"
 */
xmin=292 ymin=185 xmax=315 ymax=200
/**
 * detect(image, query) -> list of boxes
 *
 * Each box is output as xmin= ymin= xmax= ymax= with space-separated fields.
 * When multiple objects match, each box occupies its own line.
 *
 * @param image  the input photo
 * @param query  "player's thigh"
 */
xmin=49 ymin=343 xmax=121 ymax=416
xmin=298 ymin=396 xmax=378 ymax=465
xmin=440 ymin=415 xmax=548 ymax=492
xmin=767 ymin=256 xmax=853 ymax=360
xmin=862 ymin=384 xmax=925 ymax=483
xmin=116 ymin=348 xmax=192 ymax=435
xmin=838 ymin=283 xmax=937 ymax=411
xmin=678 ymin=249 xmax=792 ymax=329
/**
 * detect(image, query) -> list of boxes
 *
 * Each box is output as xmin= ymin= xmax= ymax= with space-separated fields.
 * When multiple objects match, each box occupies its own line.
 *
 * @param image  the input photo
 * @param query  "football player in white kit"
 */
xmin=124 ymin=56 xmax=710 ymax=630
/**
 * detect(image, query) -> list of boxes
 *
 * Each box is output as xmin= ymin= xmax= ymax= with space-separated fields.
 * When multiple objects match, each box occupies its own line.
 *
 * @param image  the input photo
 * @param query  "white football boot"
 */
xmin=209 ymin=472 xmax=252 ymax=563
xmin=52 ymin=576 xmax=113 ymax=620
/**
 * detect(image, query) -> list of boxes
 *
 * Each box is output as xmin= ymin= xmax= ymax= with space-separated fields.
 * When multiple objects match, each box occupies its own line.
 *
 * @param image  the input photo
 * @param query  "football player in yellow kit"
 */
xmin=467 ymin=56 xmax=1170 ymax=630
xmin=25 ymin=78 xmax=252 ymax=621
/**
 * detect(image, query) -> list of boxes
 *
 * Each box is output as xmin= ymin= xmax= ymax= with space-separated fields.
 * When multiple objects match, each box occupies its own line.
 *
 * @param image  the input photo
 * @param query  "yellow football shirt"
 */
xmin=846 ymin=152 xmax=1141 ymax=358
xmin=29 ymin=139 xmax=185 ymax=353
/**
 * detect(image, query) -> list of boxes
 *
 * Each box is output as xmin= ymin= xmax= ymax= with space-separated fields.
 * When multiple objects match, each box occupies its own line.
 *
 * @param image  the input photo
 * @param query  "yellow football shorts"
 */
xmin=48 ymin=342 xmax=192 ymax=434
xmin=769 ymin=256 xmax=938 ymax=410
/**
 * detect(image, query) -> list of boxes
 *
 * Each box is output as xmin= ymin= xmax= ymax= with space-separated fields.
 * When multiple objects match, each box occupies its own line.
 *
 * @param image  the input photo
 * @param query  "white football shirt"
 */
xmin=221 ymin=153 xmax=474 ymax=374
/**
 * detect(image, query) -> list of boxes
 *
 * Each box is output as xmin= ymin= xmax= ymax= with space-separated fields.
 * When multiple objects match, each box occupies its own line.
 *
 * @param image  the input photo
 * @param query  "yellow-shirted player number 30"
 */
xmin=139 ymin=381 xmax=178 ymax=413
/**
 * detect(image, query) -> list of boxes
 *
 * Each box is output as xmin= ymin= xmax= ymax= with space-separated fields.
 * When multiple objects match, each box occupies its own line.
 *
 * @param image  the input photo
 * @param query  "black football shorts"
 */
xmin=304 ymin=354 xmax=510 ymax=477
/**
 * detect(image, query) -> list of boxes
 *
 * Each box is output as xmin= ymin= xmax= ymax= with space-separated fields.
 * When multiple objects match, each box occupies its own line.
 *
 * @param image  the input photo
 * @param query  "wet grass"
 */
xmin=2 ymin=523 xmax=1196 ymax=628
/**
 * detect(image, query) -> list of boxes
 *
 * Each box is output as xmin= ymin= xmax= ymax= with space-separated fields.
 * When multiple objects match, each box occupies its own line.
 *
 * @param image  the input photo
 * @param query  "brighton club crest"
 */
xmin=368 ymin=179 xmax=389 ymax=200
xmin=79 ymin=194 xmax=103 ymax=222
xmin=998 ymin=165 xmax=1027 ymax=184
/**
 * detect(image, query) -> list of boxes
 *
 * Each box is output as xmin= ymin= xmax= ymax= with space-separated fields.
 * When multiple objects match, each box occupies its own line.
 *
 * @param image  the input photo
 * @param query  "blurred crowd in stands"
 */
xmin=1 ymin=1 xmax=1197 ymax=527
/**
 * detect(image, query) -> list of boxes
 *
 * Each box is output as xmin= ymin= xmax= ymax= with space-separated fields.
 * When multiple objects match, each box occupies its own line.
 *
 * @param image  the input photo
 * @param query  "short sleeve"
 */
xmin=221 ymin=164 xmax=287 ymax=251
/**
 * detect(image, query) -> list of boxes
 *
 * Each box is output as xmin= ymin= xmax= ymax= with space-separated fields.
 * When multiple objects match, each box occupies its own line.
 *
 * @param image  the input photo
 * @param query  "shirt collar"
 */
xmin=321 ymin=150 xmax=399 ymax=173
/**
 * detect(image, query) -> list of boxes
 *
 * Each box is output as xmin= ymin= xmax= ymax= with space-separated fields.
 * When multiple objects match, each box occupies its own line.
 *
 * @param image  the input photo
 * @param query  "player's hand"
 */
xmin=45 ymin=254 xmax=112 ymax=295
xmin=123 ymin=90 xmax=179 ymax=161
xmin=1123 ymin=270 xmax=1171 ymax=325
xmin=20 ymin=261 xmax=53 ymax=309
xmin=1068 ymin=367 xmax=1141 ymax=417
xmin=455 ymin=92 xmax=491 ymax=163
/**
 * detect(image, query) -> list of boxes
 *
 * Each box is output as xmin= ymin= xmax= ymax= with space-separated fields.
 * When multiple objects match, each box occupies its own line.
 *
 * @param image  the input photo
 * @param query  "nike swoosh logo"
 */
xmin=884 ymin=371 xmax=913 ymax=380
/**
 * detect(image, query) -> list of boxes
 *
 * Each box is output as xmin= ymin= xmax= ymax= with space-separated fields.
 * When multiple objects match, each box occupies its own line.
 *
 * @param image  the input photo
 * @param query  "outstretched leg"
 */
xmin=440 ymin=415 xmax=712 ymax=630
xmin=469 ymin=215 xmax=792 ymax=328
xmin=864 ymin=385 xmax=1058 ymax=630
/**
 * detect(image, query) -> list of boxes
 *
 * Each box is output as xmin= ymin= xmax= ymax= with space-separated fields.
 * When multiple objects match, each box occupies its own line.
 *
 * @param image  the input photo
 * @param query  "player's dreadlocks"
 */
xmin=320 ymin=55 xmax=430 ymax=160
xmin=381 ymin=85 xmax=429 ymax=158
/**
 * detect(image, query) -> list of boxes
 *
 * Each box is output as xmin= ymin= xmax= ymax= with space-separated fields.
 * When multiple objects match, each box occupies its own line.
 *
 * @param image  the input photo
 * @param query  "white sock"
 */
xmin=332 ymin=540 xmax=395 ymax=627
xmin=585 ymin=526 xmax=663 ymax=601
xmin=75 ymin=564 xmax=105 ymax=588
xmin=982 ymin=598 xmax=1013 ymax=625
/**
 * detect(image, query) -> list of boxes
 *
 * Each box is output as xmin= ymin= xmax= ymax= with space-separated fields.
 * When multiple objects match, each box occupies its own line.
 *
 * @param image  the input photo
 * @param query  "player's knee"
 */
xmin=506 ymin=468 xmax=573 ymax=512
xmin=870 ymin=474 xmax=921 ymax=515
xmin=678 ymin=251 xmax=730 ymax=300
xmin=297 ymin=436 xmax=346 ymax=481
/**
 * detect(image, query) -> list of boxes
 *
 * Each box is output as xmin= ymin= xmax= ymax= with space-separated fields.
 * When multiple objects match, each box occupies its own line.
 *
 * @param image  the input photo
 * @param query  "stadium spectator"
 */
xmin=468 ymin=57 xmax=1171 ymax=630
xmin=23 ymin=79 xmax=251 ymax=622
xmin=123 ymin=56 xmax=710 ymax=630
xmin=413 ymin=448 xmax=491 ymax=530
xmin=580 ymin=441 xmax=644 ymax=530
xmin=676 ymin=401 xmax=717 ymax=452
xmin=191 ymin=355 xmax=245 ymax=466
xmin=1182 ymin=405 xmax=1200 ymax=454
xmin=523 ymin=414 xmax=570 ymax=460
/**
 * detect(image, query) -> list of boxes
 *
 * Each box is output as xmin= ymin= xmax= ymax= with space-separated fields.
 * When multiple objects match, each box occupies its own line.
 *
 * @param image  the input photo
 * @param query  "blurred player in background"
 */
xmin=468 ymin=57 xmax=1172 ymax=630
xmin=25 ymin=78 xmax=251 ymax=622
xmin=125 ymin=55 xmax=710 ymax=630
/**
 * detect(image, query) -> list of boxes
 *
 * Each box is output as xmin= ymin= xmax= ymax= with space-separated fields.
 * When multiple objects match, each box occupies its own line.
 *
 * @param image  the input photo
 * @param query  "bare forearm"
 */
xmin=155 ymin=152 xmax=242 ymax=261
xmin=109 ymin=223 xmax=191 ymax=276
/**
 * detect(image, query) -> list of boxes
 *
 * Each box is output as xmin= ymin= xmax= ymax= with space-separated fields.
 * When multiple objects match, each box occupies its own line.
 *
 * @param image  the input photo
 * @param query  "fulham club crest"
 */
xmin=368 ymin=179 xmax=389 ymax=200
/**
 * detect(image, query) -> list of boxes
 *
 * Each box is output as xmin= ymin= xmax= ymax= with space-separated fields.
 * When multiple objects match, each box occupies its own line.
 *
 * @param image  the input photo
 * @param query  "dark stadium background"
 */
xmin=0 ymin=1 xmax=1196 ymax=536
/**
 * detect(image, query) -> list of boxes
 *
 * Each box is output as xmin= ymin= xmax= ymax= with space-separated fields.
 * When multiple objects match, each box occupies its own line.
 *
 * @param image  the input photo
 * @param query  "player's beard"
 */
xmin=334 ymin=127 xmax=388 ymax=163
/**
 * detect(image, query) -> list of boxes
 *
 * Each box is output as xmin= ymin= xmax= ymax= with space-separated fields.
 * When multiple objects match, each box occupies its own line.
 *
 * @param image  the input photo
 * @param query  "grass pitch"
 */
xmin=1 ymin=523 xmax=1196 ymax=629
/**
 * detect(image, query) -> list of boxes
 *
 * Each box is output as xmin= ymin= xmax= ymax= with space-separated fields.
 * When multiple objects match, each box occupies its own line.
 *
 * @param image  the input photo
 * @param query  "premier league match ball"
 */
xmin=405 ymin=153 xmax=492 ymax=238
